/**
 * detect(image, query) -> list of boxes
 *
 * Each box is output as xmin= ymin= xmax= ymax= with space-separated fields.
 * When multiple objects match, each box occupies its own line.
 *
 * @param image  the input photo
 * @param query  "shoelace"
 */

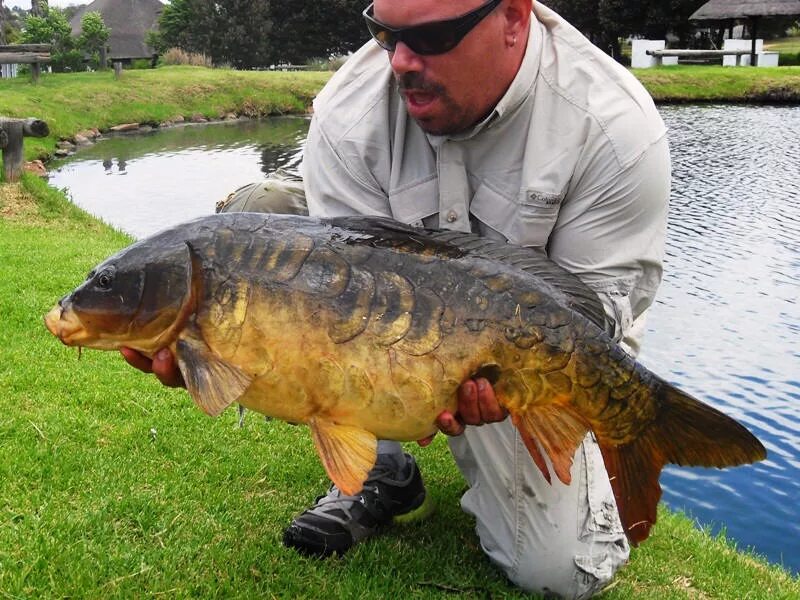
xmin=305 ymin=462 xmax=410 ymax=524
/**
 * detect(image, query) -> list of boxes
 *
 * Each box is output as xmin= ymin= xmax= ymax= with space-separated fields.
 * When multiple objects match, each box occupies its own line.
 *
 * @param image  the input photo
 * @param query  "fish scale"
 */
xmin=44 ymin=212 xmax=766 ymax=547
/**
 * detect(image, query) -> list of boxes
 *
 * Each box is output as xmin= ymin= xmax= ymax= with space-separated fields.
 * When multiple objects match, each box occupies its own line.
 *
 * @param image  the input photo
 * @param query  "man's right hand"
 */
xmin=120 ymin=347 xmax=186 ymax=388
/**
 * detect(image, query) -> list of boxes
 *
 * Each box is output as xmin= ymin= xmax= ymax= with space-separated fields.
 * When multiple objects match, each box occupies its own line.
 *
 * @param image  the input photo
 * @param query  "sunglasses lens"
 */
xmin=405 ymin=24 xmax=459 ymax=55
xmin=365 ymin=18 xmax=396 ymax=51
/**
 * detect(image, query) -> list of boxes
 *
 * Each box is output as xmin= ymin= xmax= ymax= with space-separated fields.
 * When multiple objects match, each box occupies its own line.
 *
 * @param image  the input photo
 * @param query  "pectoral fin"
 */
xmin=509 ymin=403 xmax=590 ymax=485
xmin=308 ymin=418 xmax=377 ymax=495
xmin=176 ymin=327 xmax=252 ymax=417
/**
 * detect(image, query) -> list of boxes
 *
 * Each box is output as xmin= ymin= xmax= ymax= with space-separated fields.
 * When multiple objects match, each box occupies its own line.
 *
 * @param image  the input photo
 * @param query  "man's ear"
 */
xmin=503 ymin=0 xmax=532 ymax=39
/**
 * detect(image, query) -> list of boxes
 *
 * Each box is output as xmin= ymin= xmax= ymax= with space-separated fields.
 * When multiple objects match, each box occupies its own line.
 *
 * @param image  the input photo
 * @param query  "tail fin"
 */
xmin=599 ymin=379 xmax=767 ymax=545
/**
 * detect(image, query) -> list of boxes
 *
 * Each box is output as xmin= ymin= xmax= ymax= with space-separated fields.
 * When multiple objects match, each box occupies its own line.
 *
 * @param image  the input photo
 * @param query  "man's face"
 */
xmin=373 ymin=0 xmax=511 ymax=136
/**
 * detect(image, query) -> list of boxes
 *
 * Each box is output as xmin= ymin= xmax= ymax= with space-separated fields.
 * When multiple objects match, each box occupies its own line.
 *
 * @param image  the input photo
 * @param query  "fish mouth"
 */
xmin=44 ymin=305 xmax=90 ymax=346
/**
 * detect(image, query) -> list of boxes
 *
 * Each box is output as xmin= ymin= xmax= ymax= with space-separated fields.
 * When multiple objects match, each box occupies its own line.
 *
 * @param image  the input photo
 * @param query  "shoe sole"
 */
xmin=392 ymin=491 xmax=436 ymax=525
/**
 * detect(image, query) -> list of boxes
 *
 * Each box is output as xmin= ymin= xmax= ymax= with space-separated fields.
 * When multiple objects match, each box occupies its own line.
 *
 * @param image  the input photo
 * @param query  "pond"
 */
xmin=48 ymin=106 xmax=800 ymax=574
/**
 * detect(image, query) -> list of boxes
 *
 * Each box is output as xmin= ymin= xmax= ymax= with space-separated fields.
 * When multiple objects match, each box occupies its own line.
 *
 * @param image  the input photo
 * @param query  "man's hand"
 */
xmin=417 ymin=377 xmax=508 ymax=447
xmin=120 ymin=347 xmax=185 ymax=388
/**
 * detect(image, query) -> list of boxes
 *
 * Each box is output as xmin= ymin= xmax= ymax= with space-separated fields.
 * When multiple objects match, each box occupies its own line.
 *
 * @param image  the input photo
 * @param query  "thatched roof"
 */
xmin=691 ymin=0 xmax=800 ymax=20
xmin=70 ymin=0 xmax=164 ymax=60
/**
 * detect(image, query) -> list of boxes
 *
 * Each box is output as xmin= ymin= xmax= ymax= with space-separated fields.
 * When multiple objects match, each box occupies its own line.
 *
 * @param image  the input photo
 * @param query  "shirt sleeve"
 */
xmin=546 ymin=135 xmax=672 ymax=356
xmin=301 ymin=115 xmax=392 ymax=219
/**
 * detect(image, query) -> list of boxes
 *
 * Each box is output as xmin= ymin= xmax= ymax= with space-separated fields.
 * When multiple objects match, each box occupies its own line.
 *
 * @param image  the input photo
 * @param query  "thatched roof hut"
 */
xmin=70 ymin=0 xmax=164 ymax=61
xmin=690 ymin=0 xmax=800 ymax=20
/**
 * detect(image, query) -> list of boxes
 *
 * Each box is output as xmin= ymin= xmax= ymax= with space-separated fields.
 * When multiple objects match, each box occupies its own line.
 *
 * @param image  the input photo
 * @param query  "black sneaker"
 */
xmin=282 ymin=453 xmax=435 ymax=557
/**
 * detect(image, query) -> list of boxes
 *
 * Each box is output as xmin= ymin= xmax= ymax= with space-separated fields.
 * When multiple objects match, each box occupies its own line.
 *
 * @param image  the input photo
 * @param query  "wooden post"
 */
xmin=749 ymin=16 xmax=760 ymax=67
xmin=114 ymin=60 xmax=122 ymax=79
xmin=0 ymin=117 xmax=49 ymax=183
xmin=31 ymin=62 xmax=41 ymax=83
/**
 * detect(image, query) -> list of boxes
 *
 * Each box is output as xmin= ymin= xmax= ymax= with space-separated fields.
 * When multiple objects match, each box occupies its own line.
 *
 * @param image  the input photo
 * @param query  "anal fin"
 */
xmin=510 ymin=404 xmax=590 ymax=485
xmin=308 ymin=418 xmax=377 ymax=496
xmin=176 ymin=326 xmax=252 ymax=417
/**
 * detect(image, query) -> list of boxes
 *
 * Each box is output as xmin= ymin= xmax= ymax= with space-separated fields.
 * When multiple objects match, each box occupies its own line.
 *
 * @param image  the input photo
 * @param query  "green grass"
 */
xmin=0 ymin=66 xmax=331 ymax=161
xmin=633 ymin=65 xmax=800 ymax=102
xmin=765 ymin=36 xmax=800 ymax=53
xmin=2 ymin=178 xmax=799 ymax=598
xmin=2 ymin=63 xmax=800 ymax=172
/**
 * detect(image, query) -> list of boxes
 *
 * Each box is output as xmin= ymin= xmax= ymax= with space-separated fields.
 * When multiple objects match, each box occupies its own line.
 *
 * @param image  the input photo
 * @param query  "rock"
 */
xmin=190 ymin=114 xmax=208 ymax=123
xmin=24 ymin=160 xmax=47 ymax=177
xmin=110 ymin=123 xmax=140 ymax=132
xmin=54 ymin=148 xmax=71 ymax=158
xmin=73 ymin=133 xmax=91 ymax=146
xmin=172 ymin=115 xmax=185 ymax=123
xmin=223 ymin=112 xmax=238 ymax=120
xmin=56 ymin=140 xmax=76 ymax=150
xmin=76 ymin=129 xmax=100 ymax=140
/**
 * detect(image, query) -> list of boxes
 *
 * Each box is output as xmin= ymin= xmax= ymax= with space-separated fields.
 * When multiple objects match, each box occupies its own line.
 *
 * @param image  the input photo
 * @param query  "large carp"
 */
xmin=44 ymin=213 xmax=766 ymax=545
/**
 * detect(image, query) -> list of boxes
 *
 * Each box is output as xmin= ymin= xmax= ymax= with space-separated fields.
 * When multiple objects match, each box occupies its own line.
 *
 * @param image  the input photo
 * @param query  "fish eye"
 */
xmin=96 ymin=269 xmax=114 ymax=290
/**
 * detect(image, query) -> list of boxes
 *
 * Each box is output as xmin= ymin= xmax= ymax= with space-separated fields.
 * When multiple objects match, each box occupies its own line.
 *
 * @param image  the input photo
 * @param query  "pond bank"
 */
xmin=1 ymin=65 xmax=800 ymax=167
xmin=1 ymin=174 xmax=799 ymax=597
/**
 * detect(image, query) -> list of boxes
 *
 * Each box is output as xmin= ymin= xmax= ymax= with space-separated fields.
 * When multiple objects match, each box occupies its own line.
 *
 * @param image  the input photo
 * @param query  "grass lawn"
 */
xmin=765 ymin=36 xmax=800 ymax=53
xmin=1 ymin=177 xmax=799 ymax=598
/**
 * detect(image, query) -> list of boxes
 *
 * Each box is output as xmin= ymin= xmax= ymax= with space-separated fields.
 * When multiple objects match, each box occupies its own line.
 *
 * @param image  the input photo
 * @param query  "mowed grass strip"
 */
xmin=0 ymin=66 xmax=332 ymax=161
xmin=633 ymin=65 xmax=800 ymax=102
xmin=1 ymin=177 xmax=799 ymax=598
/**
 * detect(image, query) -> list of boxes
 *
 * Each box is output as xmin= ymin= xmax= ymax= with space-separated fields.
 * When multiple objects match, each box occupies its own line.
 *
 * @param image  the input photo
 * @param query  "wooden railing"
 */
xmin=0 ymin=117 xmax=49 ymax=182
xmin=0 ymin=44 xmax=52 ymax=82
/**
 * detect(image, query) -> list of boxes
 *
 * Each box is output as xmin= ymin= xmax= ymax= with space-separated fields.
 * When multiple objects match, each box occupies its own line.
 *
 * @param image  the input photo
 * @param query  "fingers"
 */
xmin=120 ymin=347 xmax=186 ymax=388
xmin=457 ymin=378 xmax=507 ymax=425
xmin=431 ymin=378 xmax=508 ymax=439
xmin=416 ymin=433 xmax=437 ymax=447
xmin=120 ymin=346 xmax=154 ymax=373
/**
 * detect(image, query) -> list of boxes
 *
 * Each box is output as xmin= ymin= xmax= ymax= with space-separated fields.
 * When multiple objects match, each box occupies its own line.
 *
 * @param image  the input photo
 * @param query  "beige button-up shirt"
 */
xmin=301 ymin=3 xmax=671 ymax=354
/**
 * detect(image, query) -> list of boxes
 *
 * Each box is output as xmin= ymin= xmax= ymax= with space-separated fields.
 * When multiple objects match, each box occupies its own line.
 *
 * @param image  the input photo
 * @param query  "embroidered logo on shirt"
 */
xmin=526 ymin=190 xmax=564 ymax=207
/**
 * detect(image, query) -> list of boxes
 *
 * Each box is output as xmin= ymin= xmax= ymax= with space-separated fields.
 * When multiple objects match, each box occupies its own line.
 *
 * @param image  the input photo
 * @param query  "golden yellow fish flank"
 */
xmin=44 ymin=213 xmax=767 ymax=545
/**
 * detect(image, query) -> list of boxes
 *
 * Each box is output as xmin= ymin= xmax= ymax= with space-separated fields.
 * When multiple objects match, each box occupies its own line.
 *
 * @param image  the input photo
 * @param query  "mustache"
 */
xmin=396 ymin=73 xmax=446 ymax=95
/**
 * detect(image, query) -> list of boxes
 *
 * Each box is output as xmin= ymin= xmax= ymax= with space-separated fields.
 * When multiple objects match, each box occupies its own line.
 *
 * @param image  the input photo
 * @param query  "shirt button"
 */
xmin=446 ymin=210 xmax=458 ymax=223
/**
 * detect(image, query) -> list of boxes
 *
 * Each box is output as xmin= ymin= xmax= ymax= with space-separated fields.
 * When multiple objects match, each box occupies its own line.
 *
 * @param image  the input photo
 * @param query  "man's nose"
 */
xmin=389 ymin=42 xmax=424 ymax=76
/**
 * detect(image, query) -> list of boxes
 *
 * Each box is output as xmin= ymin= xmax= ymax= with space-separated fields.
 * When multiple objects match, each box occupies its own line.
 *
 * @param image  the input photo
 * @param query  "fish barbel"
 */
xmin=44 ymin=213 xmax=766 ymax=545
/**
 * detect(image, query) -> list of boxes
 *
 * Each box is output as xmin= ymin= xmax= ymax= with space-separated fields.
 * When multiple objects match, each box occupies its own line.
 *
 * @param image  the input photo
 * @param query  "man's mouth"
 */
xmin=403 ymin=90 xmax=437 ymax=108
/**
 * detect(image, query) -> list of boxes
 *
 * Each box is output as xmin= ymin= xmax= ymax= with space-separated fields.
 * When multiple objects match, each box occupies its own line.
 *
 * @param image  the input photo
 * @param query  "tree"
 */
xmin=78 ymin=10 xmax=110 ymax=66
xmin=269 ymin=0 xmax=369 ymax=64
xmin=154 ymin=0 xmax=369 ymax=68
xmin=191 ymin=0 xmax=273 ymax=68
xmin=154 ymin=0 xmax=198 ymax=54
xmin=30 ymin=0 xmax=48 ymax=18
xmin=21 ymin=7 xmax=81 ymax=71
xmin=0 ymin=0 xmax=6 ymax=45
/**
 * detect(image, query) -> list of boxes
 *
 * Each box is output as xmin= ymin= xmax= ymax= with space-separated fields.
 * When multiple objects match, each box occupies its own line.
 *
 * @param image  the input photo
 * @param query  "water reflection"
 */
xmin=640 ymin=105 xmax=800 ymax=574
xmin=48 ymin=108 xmax=800 ymax=574
xmin=48 ymin=118 xmax=309 ymax=239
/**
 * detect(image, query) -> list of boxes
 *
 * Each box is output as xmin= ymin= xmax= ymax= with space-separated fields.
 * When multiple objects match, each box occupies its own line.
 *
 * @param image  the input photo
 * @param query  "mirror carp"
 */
xmin=44 ymin=213 xmax=766 ymax=545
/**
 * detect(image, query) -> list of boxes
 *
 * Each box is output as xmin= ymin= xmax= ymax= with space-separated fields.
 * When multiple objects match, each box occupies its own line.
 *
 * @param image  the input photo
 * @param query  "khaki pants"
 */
xmin=220 ymin=177 xmax=630 ymax=598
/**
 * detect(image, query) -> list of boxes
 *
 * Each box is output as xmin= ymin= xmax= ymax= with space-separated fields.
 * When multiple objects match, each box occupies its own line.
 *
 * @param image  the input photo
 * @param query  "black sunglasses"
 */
xmin=363 ymin=0 xmax=503 ymax=56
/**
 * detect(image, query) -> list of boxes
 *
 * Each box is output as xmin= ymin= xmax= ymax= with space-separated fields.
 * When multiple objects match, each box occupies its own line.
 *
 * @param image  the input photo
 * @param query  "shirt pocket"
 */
xmin=471 ymin=182 xmax=565 ymax=247
xmin=388 ymin=176 xmax=438 ymax=227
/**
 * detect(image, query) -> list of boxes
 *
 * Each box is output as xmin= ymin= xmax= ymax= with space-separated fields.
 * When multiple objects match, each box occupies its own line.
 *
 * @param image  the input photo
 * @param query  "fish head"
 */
xmin=44 ymin=241 xmax=196 ymax=353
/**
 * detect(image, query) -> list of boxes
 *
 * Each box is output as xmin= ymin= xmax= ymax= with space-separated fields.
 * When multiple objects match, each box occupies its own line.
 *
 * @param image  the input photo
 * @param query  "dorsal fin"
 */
xmin=324 ymin=216 xmax=607 ymax=331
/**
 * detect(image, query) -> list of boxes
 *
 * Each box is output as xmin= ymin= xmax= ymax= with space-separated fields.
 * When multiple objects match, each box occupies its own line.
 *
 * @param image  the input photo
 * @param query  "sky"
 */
xmin=7 ymin=1 xmax=166 ymax=8
xmin=8 ymin=1 xmax=88 ymax=8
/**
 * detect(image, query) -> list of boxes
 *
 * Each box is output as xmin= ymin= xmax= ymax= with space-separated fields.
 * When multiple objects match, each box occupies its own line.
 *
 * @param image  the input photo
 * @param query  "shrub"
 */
xmin=160 ymin=47 xmax=212 ymax=67
xmin=779 ymin=51 xmax=800 ymax=66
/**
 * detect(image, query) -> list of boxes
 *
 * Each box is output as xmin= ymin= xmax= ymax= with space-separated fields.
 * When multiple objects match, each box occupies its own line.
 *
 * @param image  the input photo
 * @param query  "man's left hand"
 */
xmin=417 ymin=378 xmax=508 ymax=446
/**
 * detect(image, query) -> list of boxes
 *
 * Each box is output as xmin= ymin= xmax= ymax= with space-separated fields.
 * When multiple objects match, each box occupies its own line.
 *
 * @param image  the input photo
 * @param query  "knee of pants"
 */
xmin=497 ymin=539 xmax=628 ymax=600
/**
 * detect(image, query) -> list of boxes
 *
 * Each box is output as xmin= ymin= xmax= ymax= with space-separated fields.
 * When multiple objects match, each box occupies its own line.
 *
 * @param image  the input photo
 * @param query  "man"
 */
xmin=123 ymin=0 xmax=670 ymax=597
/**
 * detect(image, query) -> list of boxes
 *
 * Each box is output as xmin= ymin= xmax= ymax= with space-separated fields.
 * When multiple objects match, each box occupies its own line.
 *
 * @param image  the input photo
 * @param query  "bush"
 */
xmin=159 ymin=47 xmax=212 ymax=67
xmin=779 ymin=51 xmax=800 ymax=66
xmin=304 ymin=56 xmax=348 ymax=71
xmin=51 ymin=49 xmax=86 ymax=73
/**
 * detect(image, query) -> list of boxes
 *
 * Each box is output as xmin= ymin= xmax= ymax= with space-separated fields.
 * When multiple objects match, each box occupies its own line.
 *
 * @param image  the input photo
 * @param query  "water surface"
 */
xmin=48 ymin=107 xmax=800 ymax=574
